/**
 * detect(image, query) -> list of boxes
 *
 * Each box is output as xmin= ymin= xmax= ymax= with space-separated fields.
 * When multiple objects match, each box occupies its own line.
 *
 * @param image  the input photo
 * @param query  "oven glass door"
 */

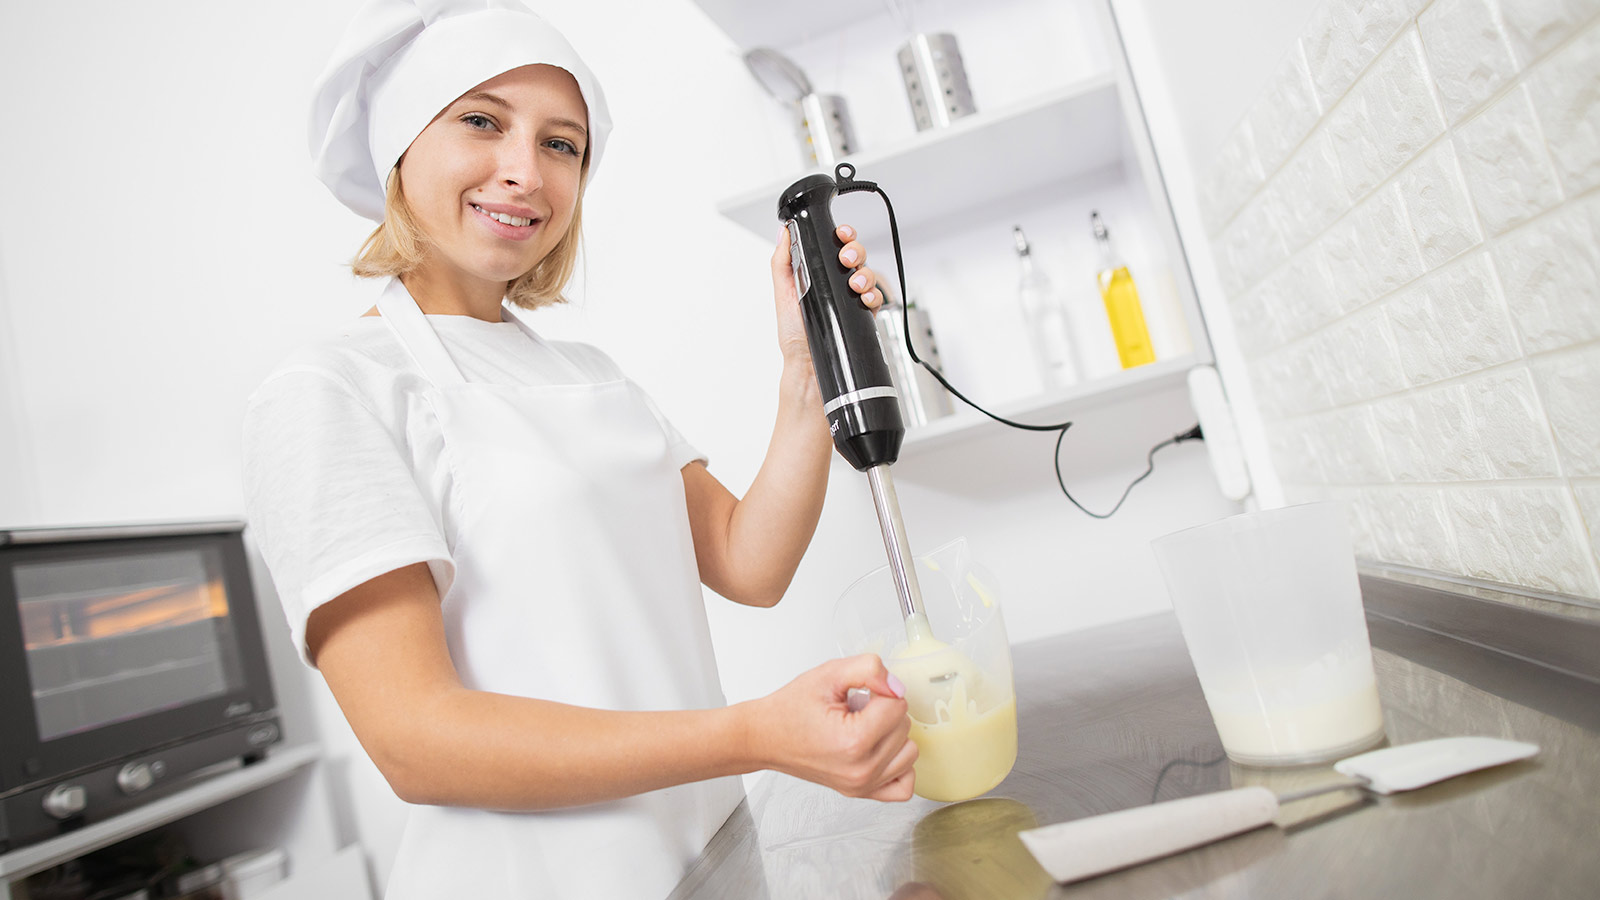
xmin=13 ymin=544 xmax=247 ymax=742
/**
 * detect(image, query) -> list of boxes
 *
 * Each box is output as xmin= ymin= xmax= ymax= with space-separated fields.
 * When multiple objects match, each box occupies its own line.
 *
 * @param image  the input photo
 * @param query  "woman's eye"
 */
xmin=462 ymin=113 xmax=497 ymax=131
xmin=546 ymin=138 xmax=582 ymax=157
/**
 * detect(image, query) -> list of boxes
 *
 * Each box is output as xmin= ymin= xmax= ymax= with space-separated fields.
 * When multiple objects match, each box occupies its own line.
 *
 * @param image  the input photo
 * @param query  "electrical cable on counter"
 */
xmin=832 ymin=163 xmax=1204 ymax=518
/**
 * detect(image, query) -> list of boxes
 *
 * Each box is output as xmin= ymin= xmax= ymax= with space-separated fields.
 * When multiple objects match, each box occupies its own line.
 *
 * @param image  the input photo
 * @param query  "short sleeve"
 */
xmin=242 ymin=369 xmax=453 ymax=667
xmin=632 ymin=381 xmax=708 ymax=471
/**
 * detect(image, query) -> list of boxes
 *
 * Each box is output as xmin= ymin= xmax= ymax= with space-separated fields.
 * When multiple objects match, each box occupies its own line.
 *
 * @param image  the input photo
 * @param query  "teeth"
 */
xmin=473 ymin=204 xmax=533 ymax=227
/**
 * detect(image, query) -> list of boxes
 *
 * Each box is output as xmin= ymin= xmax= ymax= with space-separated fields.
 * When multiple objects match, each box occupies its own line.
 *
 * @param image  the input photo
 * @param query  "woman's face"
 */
xmin=398 ymin=64 xmax=588 ymax=291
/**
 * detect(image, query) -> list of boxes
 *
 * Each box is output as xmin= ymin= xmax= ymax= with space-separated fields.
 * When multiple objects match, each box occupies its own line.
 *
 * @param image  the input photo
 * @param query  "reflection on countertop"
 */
xmin=670 ymin=584 xmax=1600 ymax=900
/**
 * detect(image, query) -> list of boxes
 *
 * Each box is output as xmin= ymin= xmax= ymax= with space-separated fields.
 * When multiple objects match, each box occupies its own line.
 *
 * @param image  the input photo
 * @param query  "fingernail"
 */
xmin=841 ymin=225 xmax=855 ymax=239
xmin=841 ymin=249 xmax=859 ymax=265
xmin=850 ymin=274 xmax=866 ymax=290
xmin=887 ymin=673 xmax=906 ymax=698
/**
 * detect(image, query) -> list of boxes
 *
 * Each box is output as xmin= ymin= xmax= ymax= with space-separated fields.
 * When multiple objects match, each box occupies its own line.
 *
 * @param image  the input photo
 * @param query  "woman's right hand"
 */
xmin=745 ymin=654 xmax=919 ymax=801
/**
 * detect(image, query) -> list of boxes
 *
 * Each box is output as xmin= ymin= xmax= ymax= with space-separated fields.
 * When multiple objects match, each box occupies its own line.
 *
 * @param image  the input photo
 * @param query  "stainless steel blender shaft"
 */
xmin=866 ymin=464 xmax=924 ymax=620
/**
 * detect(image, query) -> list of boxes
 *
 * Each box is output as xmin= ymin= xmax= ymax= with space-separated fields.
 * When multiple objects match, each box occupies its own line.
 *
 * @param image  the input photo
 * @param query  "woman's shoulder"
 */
xmin=249 ymin=316 xmax=416 ymax=409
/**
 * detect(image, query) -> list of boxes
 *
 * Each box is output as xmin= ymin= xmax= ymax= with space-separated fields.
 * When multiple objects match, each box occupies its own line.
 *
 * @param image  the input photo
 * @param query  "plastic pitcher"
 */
xmin=834 ymin=537 xmax=1018 ymax=801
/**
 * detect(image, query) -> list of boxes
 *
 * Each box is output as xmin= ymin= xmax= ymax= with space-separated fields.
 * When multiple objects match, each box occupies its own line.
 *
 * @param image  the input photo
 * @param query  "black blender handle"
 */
xmin=777 ymin=165 xmax=904 ymax=472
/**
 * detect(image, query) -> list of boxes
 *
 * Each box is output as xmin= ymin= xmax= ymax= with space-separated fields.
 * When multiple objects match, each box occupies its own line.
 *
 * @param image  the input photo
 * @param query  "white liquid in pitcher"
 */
xmin=1204 ymin=660 xmax=1384 ymax=762
xmin=890 ymin=614 xmax=1017 ymax=802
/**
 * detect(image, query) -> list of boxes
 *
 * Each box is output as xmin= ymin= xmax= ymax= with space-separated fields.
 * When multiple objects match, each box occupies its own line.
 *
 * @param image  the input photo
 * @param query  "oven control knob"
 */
xmin=117 ymin=762 xmax=155 ymax=795
xmin=43 ymin=784 xmax=87 ymax=820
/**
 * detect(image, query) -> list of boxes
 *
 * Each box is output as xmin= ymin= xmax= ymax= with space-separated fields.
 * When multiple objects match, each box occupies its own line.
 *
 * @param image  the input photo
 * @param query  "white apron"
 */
xmin=375 ymin=280 xmax=743 ymax=899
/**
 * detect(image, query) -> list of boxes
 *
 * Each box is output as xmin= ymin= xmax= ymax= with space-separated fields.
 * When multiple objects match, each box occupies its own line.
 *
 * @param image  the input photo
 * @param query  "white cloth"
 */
xmin=244 ymin=278 xmax=740 ymax=898
xmin=242 ymin=288 xmax=701 ymax=666
xmin=309 ymin=0 xmax=612 ymax=221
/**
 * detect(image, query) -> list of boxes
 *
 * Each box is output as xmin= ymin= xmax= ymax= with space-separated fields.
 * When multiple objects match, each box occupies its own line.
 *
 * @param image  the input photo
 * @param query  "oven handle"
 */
xmin=1 ymin=520 xmax=246 ymax=544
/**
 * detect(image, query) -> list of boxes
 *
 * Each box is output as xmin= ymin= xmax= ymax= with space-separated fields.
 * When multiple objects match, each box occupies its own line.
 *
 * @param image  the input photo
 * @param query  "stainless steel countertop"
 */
xmin=670 ymin=606 xmax=1600 ymax=900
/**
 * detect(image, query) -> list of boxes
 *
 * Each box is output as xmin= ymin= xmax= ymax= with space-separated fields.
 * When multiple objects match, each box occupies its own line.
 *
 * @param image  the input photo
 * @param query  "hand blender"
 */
xmin=777 ymin=165 xmax=938 ymax=651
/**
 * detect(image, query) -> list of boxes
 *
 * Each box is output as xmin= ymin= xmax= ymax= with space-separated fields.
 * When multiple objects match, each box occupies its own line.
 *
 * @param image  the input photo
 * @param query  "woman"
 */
xmin=242 ymin=1 xmax=917 ymax=897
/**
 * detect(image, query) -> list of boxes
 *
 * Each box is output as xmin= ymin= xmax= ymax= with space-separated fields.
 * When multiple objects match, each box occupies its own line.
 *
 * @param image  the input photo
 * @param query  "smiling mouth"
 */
xmin=471 ymin=204 xmax=537 ymax=227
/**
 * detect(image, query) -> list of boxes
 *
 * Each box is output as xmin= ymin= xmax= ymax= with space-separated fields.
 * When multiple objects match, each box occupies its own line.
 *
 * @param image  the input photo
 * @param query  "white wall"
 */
xmin=1190 ymin=0 xmax=1600 ymax=600
xmin=1126 ymin=0 xmax=1325 ymax=167
xmin=0 ymin=0 xmax=1240 ymax=892
xmin=0 ymin=248 xmax=40 ymax=522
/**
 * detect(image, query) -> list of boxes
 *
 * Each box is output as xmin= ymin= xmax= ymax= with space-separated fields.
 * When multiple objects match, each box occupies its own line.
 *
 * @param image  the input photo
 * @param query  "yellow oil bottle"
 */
xmin=1092 ymin=211 xmax=1156 ymax=368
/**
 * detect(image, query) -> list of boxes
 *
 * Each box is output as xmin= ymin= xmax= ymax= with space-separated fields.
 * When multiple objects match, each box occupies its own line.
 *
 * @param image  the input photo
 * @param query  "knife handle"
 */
xmin=1018 ymin=786 xmax=1279 ymax=884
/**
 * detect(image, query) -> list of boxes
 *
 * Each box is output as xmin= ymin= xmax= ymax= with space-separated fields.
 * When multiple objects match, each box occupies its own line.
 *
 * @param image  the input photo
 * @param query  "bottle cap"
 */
xmin=1012 ymin=225 xmax=1031 ymax=256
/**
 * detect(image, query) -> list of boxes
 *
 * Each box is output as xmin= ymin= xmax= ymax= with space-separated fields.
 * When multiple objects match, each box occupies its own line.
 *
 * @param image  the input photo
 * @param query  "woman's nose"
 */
xmin=499 ymin=140 xmax=544 ymax=193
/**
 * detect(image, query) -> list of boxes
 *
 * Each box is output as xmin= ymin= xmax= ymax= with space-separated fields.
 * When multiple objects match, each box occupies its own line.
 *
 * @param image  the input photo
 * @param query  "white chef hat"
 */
xmin=309 ymin=0 xmax=611 ymax=222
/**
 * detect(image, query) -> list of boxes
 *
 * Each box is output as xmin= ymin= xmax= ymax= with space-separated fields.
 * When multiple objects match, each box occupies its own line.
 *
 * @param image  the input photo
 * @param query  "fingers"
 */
xmin=865 ymin=740 xmax=920 ymax=801
xmin=834 ymin=653 xmax=900 ymax=702
xmin=848 ymin=266 xmax=881 ymax=308
xmin=771 ymin=227 xmax=793 ymax=281
xmin=835 ymin=224 xmax=883 ymax=309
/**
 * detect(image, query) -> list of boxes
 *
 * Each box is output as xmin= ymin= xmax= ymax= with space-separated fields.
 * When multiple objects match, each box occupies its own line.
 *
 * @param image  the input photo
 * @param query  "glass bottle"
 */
xmin=1012 ymin=226 xmax=1082 ymax=389
xmin=1092 ymin=211 xmax=1156 ymax=369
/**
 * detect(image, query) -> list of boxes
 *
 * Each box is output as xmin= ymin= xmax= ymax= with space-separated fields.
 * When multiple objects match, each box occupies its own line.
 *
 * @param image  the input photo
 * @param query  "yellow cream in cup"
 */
xmin=890 ymin=613 xmax=1017 ymax=802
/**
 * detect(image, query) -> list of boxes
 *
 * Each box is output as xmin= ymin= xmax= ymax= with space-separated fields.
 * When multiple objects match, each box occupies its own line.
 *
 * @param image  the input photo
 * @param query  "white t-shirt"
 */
xmin=242 ymin=311 xmax=703 ymax=666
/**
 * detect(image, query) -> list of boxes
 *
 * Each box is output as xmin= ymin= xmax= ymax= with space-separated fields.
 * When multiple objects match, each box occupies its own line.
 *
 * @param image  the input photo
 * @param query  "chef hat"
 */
xmin=309 ymin=0 xmax=611 ymax=222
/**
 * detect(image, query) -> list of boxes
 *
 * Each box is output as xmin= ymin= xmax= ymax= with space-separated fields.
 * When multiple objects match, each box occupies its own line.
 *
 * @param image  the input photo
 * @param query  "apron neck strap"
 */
xmin=376 ymin=278 xmax=469 ymax=387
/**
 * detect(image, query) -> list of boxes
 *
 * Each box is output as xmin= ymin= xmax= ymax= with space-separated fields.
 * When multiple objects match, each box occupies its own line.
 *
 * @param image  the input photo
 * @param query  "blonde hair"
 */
xmin=351 ymin=165 xmax=585 ymax=311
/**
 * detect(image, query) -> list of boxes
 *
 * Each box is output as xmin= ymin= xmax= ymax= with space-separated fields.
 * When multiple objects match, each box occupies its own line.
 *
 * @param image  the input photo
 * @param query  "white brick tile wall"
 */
xmin=1204 ymin=0 xmax=1600 ymax=600
xmin=1267 ymin=422 xmax=1330 ymax=483
xmin=1202 ymin=120 xmax=1267 ymax=234
xmin=1492 ymin=195 xmax=1600 ymax=352
xmin=1304 ymin=0 xmax=1366 ymax=110
xmin=1223 ymin=189 xmax=1292 ymax=289
xmin=1254 ymin=339 xmax=1334 ymax=416
xmin=1532 ymin=344 xmax=1600 ymax=477
xmin=1319 ymin=208 xmax=1377 ymax=311
xmin=1397 ymin=139 xmax=1483 ymax=268
xmin=1454 ymin=83 xmax=1566 ymax=234
xmin=1574 ymin=482 xmax=1600 ymax=560
xmin=1386 ymin=252 xmax=1519 ymax=384
xmin=1366 ymin=486 xmax=1463 ymax=570
xmin=1227 ymin=282 xmax=1286 ymax=357
xmin=1275 ymin=128 xmax=1353 ymax=251
xmin=1314 ymin=405 xmax=1394 ymax=482
xmin=1464 ymin=367 xmax=1563 ymax=478
xmin=1307 ymin=0 xmax=1431 ymax=109
xmin=1355 ymin=183 xmax=1427 ymax=299
xmin=1525 ymin=20 xmax=1600 ymax=194
xmin=1497 ymin=0 xmax=1600 ymax=68
xmin=1418 ymin=0 xmax=1520 ymax=122
xmin=1372 ymin=385 xmax=1489 ymax=480
xmin=1248 ymin=42 xmax=1324 ymax=175
xmin=1325 ymin=30 xmax=1447 ymax=199
xmin=1445 ymin=485 xmax=1600 ymax=595
xmin=1320 ymin=306 xmax=1408 ymax=404
xmin=1274 ymin=245 xmax=1345 ymax=341
xmin=1284 ymin=483 xmax=1337 ymax=505
xmin=1340 ymin=488 xmax=1381 ymax=557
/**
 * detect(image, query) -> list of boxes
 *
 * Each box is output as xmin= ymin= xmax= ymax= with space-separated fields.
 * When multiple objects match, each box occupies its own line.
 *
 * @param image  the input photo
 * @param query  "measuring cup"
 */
xmin=1152 ymin=501 xmax=1386 ymax=766
xmin=833 ymin=537 xmax=1017 ymax=802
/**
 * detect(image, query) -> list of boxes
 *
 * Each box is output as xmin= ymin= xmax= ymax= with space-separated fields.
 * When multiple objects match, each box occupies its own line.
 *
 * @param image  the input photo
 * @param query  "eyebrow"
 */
xmin=457 ymin=92 xmax=588 ymax=137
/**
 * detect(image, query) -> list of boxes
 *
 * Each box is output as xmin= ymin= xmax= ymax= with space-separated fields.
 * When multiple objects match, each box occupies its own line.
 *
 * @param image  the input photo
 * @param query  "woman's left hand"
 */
xmin=771 ymin=223 xmax=880 ymax=367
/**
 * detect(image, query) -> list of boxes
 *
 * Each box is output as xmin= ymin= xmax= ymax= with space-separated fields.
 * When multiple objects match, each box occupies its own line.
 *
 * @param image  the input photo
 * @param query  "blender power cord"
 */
xmin=832 ymin=163 xmax=1204 ymax=518
xmin=1056 ymin=424 xmax=1204 ymax=519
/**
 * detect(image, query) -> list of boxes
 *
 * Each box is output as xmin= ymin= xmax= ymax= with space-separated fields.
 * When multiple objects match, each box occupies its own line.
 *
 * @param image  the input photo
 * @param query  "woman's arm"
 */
xmin=683 ymin=226 xmax=878 ymax=607
xmin=311 ymin=562 xmax=915 ymax=810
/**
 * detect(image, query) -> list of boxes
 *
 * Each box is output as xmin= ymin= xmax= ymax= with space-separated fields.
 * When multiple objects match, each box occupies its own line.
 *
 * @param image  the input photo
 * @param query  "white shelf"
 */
xmin=717 ymin=75 xmax=1123 ymax=240
xmin=0 ymin=743 xmax=322 ymax=884
xmin=901 ymin=354 xmax=1199 ymax=456
xmin=689 ymin=0 xmax=865 ymax=48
